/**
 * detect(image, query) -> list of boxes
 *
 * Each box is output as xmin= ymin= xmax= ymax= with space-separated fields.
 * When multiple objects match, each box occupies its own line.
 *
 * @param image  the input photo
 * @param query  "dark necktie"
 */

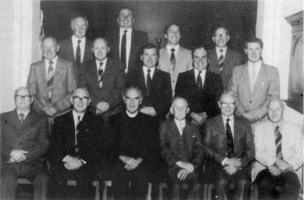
xmin=75 ymin=116 xmax=81 ymax=155
xmin=197 ymin=71 xmax=203 ymax=89
xmin=98 ymin=62 xmax=104 ymax=88
xmin=170 ymin=48 xmax=176 ymax=70
xmin=218 ymin=49 xmax=224 ymax=72
xmin=121 ymin=30 xmax=127 ymax=68
xmin=20 ymin=113 xmax=25 ymax=124
xmin=146 ymin=69 xmax=152 ymax=97
xmin=47 ymin=61 xmax=54 ymax=102
xmin=275 ymin=126 xmax=283 ymax=159
xmin=226 ymin=118 xmax=234 ymax=158
xmin=76 ymin=40 xmax=81 ymax=66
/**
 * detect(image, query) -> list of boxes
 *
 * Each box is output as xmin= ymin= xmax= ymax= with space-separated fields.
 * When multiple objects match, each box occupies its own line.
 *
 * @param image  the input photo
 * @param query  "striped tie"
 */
xmin=226 ymin=118 xmax=234 ymax=158
xmin=98 ymin=62 xmax=104 ymax=88
xmin=170 ymin=48 xmax=176 ymax=71
xmin=275 ymin=126 xmax=282 ymax=159
xmin=146 ymin=69 xmax=152 ymax=97
xmin=218 ymin=49 xmax=224 ymax=72
xmin=47 ymin=61 xmax=54 ymax=102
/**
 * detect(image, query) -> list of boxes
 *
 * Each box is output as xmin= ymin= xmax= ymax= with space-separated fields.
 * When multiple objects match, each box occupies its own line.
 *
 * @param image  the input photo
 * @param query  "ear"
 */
xmin=212 ymin=36 xmax=215 ymax=43
xmin=227 ymin=35 xmax=230 ymax=42
xmin=107 ymin=47 xmax=110 ymax=53
xmin=218 ymin=101 xmax=221 ymax=108
xmin=170 ymin=107 xmax=174 ymax=114
xmin=56 ymin=45 xmax=60 ymax=53
xmin=70 ymin=97 xmax=74 ymax=105
xmin=186 ymin=107 xmax=190 ymax=114
xmin=91 ymin=48 xmax=94 ymax=54
xmin=117 ymin=18 xmax=120 ymax=24
xmin=165 ymin=34 xmax=168 ymax=40
xmin=140 ymin=54 xmax=143 ymax=62
xmin=244 ymin=49 xmax=248 ymax=55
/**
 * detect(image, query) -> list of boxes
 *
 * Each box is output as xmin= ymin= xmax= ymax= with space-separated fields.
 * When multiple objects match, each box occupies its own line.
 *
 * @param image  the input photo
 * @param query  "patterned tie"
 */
xmin=19 ymin=113 xmax=25 ymax=124
xmin=76 ymin=40 xmax=81 ymax=66
xmin=121 ymin=30 xmax=127 ymax=69
xmin=197 ymin=71 xmax=203 ymax=89
xmin=170 ymin=48 xmax=176 ymax=71
xmin=98 ymin=62 xmax=104 ymax=88
xmin=226 ymin=118 xmax=234 ymax=158
xmin=275 ymin=126 xmax=283 ymax=159
xmin=74 ymin=116 xmax=81 ymax=155
xmin=47 ymin=61 xmax=54 ymax=102
xmin=250 ymin=64 xmax=256 ymax=92
xmin=218 ymin=49 xmax=224 ymax=72
xmin=178 ymin=121 xmax=184 ymax=135
xmin=146 ymin=69 xmax=152 ymax=97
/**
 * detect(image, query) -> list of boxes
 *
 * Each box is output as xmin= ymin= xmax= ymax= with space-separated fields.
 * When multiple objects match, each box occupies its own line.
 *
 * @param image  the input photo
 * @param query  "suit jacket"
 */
xmin=228 ymin=62 xmax=280 ymax=120
xmin=202 ymin=114 xmax=254 ymax=169
xmin=127 ymin=67 xmax=172 ymax=121
xmin=175 ymin=69 xmax=223 ymax=118
xmin=27 ymin=57 xmax=77 ymax=117
xmin=79 ymin=59 xmax=126 ymax=115
xmin=159 ymin=119 xmax=204 ymax=169
xmin=208 ymin=48 xmax=244 ymax=90
xmin=105 ymin=28 xmax=148 ymax=73
xmin=0 ymin=109 xmax=49 ymax=163
xmin=252 ymin=119 xmax=303 ymax=182
xmin=58 ymin=37 xmax=94 ymax=84
xmin=158 ymin=46 xmax=192 ymax=95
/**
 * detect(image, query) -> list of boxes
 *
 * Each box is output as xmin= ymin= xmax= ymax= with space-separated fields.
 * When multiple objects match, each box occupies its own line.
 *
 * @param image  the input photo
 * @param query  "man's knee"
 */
xmin=34 ymin=173 xmax=50 ymax=188
xmin=237 ymin=177 xmax=250 ymax=188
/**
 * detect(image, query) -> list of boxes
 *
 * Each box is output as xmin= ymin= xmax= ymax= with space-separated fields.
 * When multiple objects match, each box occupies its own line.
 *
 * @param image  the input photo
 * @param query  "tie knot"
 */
xmin=275 ymin=125 xmax=280 ymax=132
xmin=49 ymin=61 xmax=53 ymax=65
xmin=171 ymin=48 xmax=175 ymax=53
xmin=20 ymin=113 xmax=25 ymax=119
xmin=198 ymin=70 xmax=202 ymax=75
xmin=78 ymin=116 xmax=81 ymax=121
xmin=100 ymin=62 xmax=103 ymax=67
xmin=220 ymin=49 xmax=223 ymax=53
xmin=147 ymin=69 xmax=151 ymax=73
xmin=78 ymin=40 xmax=81 ymax=44
xmin=124 ymin=30 xmax=127 ymax=34
xmin=226 ymin=118 xmax=230 ymax=122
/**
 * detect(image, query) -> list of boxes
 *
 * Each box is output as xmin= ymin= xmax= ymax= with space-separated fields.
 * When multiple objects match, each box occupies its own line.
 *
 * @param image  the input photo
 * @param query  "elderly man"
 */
xmin=49 ymin=88 xmax=103 ymax=199
xmin=0 ymin=87 xmax=49 ymax=200
xmin=253 ymin=98 xmax=302 ymax=200
xmin=203 ymin=91 xmax=255 ymax=200
xmin=175 ymin=46 xmax=223 ymax=125
xmin=59 ymin=15 xmax=94 ymax=83
xmin=160 ymin=97 xmax=204 ymax=200
xmin=228 ymin=37 xmax=280 ymax=125
xmin=208 ymin=27 xmax=244 ymax=90
xmin=27 ymin=36 xmax=77 ymax=119
xmin=105 ymin=7 xmax=148 ymax=74
xmin=158 ymin=24 xmax=192 ymax=96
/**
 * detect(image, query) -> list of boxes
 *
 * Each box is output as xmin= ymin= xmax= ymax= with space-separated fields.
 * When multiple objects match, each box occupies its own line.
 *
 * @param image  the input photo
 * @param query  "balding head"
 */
xmin=14 ymin=87 xmax=33 ymax=112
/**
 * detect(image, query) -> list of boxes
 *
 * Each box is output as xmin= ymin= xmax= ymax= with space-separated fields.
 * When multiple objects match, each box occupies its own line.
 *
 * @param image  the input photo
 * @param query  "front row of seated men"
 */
xmin=0 ymin=87 xmax=302 ymax=200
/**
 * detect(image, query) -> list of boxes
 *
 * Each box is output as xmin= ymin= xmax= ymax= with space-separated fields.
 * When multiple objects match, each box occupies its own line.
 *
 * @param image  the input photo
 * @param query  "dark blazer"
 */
xmin=105 ymin=29 xmax=148 ymax=73
xmin=127 ymin=68 xmax=172 ymax=121
xmin=159 ymin=119 xmax=204 ymax=169
xmin=175 ymin=69 xmax=223 ymax=118
xmin=202 ymin=114 xmax=254 ymax=169
xmin=0 ymin=109 xmax=49 ymax=163
xmin=208 ymin=48 xmax=244 ymax=90
xmin=59 ymin=38 xmax=94 ymax=84
xmin=79 ymin=59 xmax=126 ymax=115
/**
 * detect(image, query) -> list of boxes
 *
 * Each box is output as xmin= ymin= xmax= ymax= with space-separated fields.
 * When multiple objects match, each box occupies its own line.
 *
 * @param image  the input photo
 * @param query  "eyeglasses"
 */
xmin=220 ymin=102 xmax=236 ymax=107
xmin=15 ymin=95 xmax=32 ymax=100
xmin=72 ymin=96 xmax=89 ymax=102
xmin=193 ymin=56 xmax=208 ymax=62
xmin=125 ymin=97 xmax=140 ymax=103
xmin=173 ymin=106 xmax=188 ymax=111
xmin=214 ymin=34 xmax=227 ymax=38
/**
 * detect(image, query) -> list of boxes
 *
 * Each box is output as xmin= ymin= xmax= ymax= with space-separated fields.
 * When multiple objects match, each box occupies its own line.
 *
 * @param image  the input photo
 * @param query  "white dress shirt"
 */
xmin=166 ymin=44 xmax=180 ymax=58
xmin=143 ymin=66 xmax=156 ymax=86
xmin=119 ymin=28 xmax=132 ymax=72
xmin=44 ymin=56 xmax=58 ymax=75
xmin=72 ymin=35 xmax=86 ymax=63
xmin=174 ymin=119 xmax=185 ymax=135
xmin=72 ymin=110 xmax=85 ymax=131
xmin=216 ymin=46 xmax=227 ymax=60
xmin=222 ymin=115 xmax=235 ymax=165
xmin=17 ymin=110 xmax=30 ymax=120
xmin=194 ymin=68 xmax=206 ymax=85
xmin=248 ymin=60 xmax=262 ymax=84
xmin=126 ymin=110 xmax=138 ymax=118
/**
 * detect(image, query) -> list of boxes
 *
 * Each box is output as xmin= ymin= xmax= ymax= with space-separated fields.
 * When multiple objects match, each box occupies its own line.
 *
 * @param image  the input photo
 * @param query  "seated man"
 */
xmin=109 ymin=86 xmax=156 ymax=200
xmin=49 ymin=88 xmax=103 ymax=199
xmin=160 ymin=97 xmax=204 ymax=200
xmin=202 ymin=91 xmax=255 ymax=200
xmin=253 ymin=97 xmax=302 ymax=200
xmin=0 ymin=87 xmax=49 ymax=200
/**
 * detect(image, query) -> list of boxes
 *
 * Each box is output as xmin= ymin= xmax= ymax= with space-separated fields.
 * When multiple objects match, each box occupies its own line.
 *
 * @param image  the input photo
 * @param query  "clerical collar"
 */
xmin=126 ymin=110 xmax=138 ymax=118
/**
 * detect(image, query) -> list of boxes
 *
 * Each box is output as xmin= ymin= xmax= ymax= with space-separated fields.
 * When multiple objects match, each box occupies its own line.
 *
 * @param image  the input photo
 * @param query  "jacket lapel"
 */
xmin=252 ymin=63 xmax=266 ymax=95
xmin=52 ymin=58 xmax=65 ymax=90
xmin=210 ymin=48 xmax=219 ymax=68
xmin=169 ymin=120 xmax=181 ymax=139
xmin=241 ymin=64 xmax=251 ymax=94
xmin=89 ymin=60 xmax=101 ymax=91
xmin=233 ymin=116 xmax=243 ymax=154
xmin=214 ymin=115 xmax=226 ymax=147
xmin=68 ymin=39 xmax=75 ymax=62
xmin=162 ymin=48 xmax=172 ymax=73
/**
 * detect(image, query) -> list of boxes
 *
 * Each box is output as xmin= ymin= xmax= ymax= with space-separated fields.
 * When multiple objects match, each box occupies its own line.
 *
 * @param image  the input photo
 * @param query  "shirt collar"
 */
xmin=216 ymin=46 xmax=227 ymax=55
xmin=248 ymin=60 xmax=262 ymax=68
xmin=72 ymin=35 xmax=86 ymax=44
xmin=222 ymin=115 xmax=234 ymax=122
xmin=143 ymin=66 xmax=156 ymax=73
xmin=96 ymin=58 xmax=107 ymax=69
xmin=17 ymin=109 xmax=30 ymax=119
xmin=72 ymin=110 xmax=85 ymax=121
xmin=174 ymin=118 xmax=186 ymax=127
xmin=272 ymin=120 xmax=283 ymax=130
xmin=167 ymin=44 xmax=180 ymax=53
xmin=126 ymin=110 xmax=138 ymax=118
xmin=120 ymin=28 xmax=133 ymax=34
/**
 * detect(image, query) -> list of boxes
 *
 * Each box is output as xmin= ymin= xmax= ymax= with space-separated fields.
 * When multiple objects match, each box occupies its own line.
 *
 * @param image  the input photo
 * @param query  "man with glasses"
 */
xmin=202 ymin=91 xmax=254 ymax=200
xmin=105 ymin=7 xmax=148 ymax=74
xmin=49 ymin=88 xmax=103 ymax=199
xmin=208 ymin=27 xmax=244 ymax=90
xmin=175 ymin=46 xmax=223 ymax=125
xmin=160 ymin=97 xmax=204 ymax=200
xmin=0 ymin=87 xmax=49 ymax=200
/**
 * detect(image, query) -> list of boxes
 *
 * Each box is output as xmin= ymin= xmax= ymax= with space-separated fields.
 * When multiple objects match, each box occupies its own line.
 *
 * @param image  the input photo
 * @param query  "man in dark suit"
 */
xmin=109 ymin=86 xmax=156 ymax=200
xmin=0 ymin=87 xmax=49 ymax=200
xmin=202 ymin=91 xmax=255 ymax=200
xmin=49 ymin=88 xmax=103 ymax=199
xmin=160 ymin=97 xmax=204 ymax=200
xmin=59 ymin=15 xmax=94 ymax=84
xmin=175 ymin=46 xmax=223 ymax=126
xmin=208 ymin=27 xmax=244 ymax=90
xmin=27 ymin=36 xmax=77 ymax=119
xmin=127 ymin=42 xmax=172 ymax=121
xmin=105 ymin=7 xmax=149 ymax=74
xmin=79 ymin=37 xmax=126 ymax=120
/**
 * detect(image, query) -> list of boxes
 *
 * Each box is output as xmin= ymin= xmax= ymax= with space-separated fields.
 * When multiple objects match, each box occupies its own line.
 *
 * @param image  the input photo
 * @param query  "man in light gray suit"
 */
xmin=228 ymin=37 xmax=280 ymax=125
xmin=158 ymin=24 xmax=192 ymax=96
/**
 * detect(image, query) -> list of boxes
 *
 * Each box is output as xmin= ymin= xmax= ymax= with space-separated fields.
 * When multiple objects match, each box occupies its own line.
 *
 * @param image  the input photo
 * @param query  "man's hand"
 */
xmin=140 ymin=107 xmax=156 ymax=117
xmin=120 ymin=155 xmax=138 ymax=170
xmin=63 ymin=155 xmax=83 ymax=170
xmin=48 ymin=107 xmax=58 ymax=117
xmin=242 ymin=112 xmax=258 ymax=123
xmin=176 ymin=161 xmax=194 ymax=173
xmin=225 ymin=158 xmax=241 ymax=168
xmin=190 ymin=112 xmax=207 ymax=125
xmin=224 ymin=165 xmax=238 ymax=175
xmin=177 ymin=169 xmax=191 ymax=180
xmin=96 ymin=102 xmax=110 ymax=114
xmin=269 ymin=165 xmax=283 ymax=176
xmin=10 ymin=149 xmax=28 ymax=162
xmin=275 ymin=159 xmax=292 ymax=171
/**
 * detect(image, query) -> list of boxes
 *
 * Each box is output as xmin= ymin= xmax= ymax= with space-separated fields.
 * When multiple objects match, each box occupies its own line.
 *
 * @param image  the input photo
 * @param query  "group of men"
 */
xmin=0 ymin=6 xmax=302 ymax=200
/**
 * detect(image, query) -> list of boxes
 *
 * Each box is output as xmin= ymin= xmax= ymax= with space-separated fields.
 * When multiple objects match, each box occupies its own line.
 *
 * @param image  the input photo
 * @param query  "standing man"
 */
xmin=160 ymin=97 xmax=204 ymax=200
xmin=208 ymin=27 xmax=244 ymax=90
xmin=228 ymin=37 xmax=280 ymax=125
xmin=203 ymin=91 xmax=255 ymax=200
xmin=49 ymin=88 xmax=103 ymax=199
xmin=253 ymin=98 xmax=302 ymax=200
xmin=0 ymin=87 xmax=49 ymax=200
xmin=27 ymin=36 xmax=77 ymax=119
xmin=158 ymin=24 xmax=192 ymax=96
xmin=79 ymin=38 xmax=126 ymax=120
xmin=175 ymin=46 xmax=223 ymax=125
xmin=105 ymin=7 xmax=148 ymax=74
xmin=59 ymin=15 xmax=94 ymax=84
